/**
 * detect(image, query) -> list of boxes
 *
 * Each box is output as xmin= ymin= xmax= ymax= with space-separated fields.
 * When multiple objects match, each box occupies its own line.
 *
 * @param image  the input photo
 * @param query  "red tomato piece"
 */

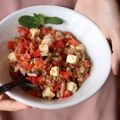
xmin=50 ymin=29 xmax=56 ymax=35
xmin=49 ymin=44 xmax=56 ymax=52
xmin=34 ymin=58 xmax=45 ymax=69
xmin=23 ymin=53 xmax=31 ymax=61
xmin=16 ymin=54 xmax=21 ymax=61
xmin=20 ymin=61 xmax=30 ymax=70
xmin=60 ymin=71 xmax=70 ymax=79
xmin=37 ymin=76 xmax=45 ymax=84
xmin=40 ymin=27 xmax=49 ymax=35
xmin=17 ymin=40 xmax=26 ymax=53
xmin=54 ymin=40 xmax=64 ymax=48
xmin=34 ymin=49 xmax=41 ymax=57
xmin=63 ymin=90 xmax=72 ymax=98
xmin=7 ymin=41 xmax=15 ymax=51
xmin=22 ymin=38 xmax=29 ymax=48
xmin=26 ymin=76 xmax=38 ymax=84
xmin=10 ymin=72 xmax=20 ymax=79
xmin=84 ymin=60 xmax=91 ymax=68
xmin=67 ymin=38 xmax=79 ymax=46
xmin=64 ymin=31 xmax=72 ymax=36
xmin=28 ymin=62 xmax=35 ymax=71
xmin=17 ymin=27 xmax=29 ymax=36
xmin=26 ymin=76 xmax=44 ymax=85
xmin=52 ymin=84 xmax=59 ymax=92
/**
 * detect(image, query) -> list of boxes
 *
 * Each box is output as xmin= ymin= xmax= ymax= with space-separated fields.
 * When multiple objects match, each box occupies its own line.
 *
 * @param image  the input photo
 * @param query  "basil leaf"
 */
xmin=18 ymin=15 xmax=39 ymax=28
xmin=44 ymin=17 xmax=64 ymax=24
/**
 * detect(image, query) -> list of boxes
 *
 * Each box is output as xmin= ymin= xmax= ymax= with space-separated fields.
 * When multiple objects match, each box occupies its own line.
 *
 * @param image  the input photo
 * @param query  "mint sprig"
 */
xmin=18 ymin=13 xmax=64 ymax=28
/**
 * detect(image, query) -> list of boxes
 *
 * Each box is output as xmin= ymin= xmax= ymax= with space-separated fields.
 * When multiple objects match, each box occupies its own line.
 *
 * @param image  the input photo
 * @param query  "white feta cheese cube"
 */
xmin=76 ymin=44 xmax=85 ymax=51
xmin=41 ymin=51 xmax=48 ymax=56
xmin=50 ymin=66 xmax=59 ymax=76
xmin=19 ymin=67 xmax=27 ymax=76
xmin=39 ymin=43 xmax=49 ymax=52
xmin=66 ymin=54 xmax=78 ymax=64
xmin=14 ymin=65 xmax=20 ymax=72
xmin=30 ymin=28 xmax=40 ymax=38
xmin=70 ymin=45 xmax=75 ymax=49
xmin=27 ymin=73 xmax=37 ymax=77
xmin=67 ymin=82 xmax=77 ymax=93
xmin=42 ymin=87 xmax=55 ymax=98
xmin=8 ymin=52 xmax=17 ymax=62
xmin=42 ymin=34 xmax=54 ymax=44
xmin=55 ymin=31 xmax=64 ymax=39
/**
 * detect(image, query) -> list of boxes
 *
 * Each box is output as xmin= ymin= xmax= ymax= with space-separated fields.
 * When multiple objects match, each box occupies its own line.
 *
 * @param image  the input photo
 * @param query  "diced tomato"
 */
xmin=26 ymin=76 xmax=44 ymax=85
xmin=54 ymin=40 xmax=65 ymax=48
xmin=84 ymin=60 xmax=91 ymax=68
xmin=34 ymin=49 xmax=41 ymax=57
xmin=52 ymin=84 xmax=59 ymax=92
xmin=60 ymin=71 xmax=70 ymax=79
xmin=17 ymin=27 xmax=29 ymax=36
xmin=67 ymin=38 xmax=79 ymax=46
xmin=26 ymin=76 xmax=38 ymax=84
xmin=23 ymin=53 xmax=31 ymax=61
xmin=34 ymin=58 xmax=46 ymax=69
xmin=22 ymin=38 xmax=29 ymax=48
xmin=16 ymin=54 xmax=21 ymax=60
xmin=50 ymin=29 xmax=56 ymax=35
xmin=7 ymin=41 xmax=15 ymax=51
xmin=28 ymin=62 xmax=35 ymax=71
xmin=17 ymin=40 xmax=26 ymax=53
xmin=40 ymin=27 xmax=49 ymax=35
xmin=49 ymin=44 xmax=56 ymax=52
xmin=63 ymin=90 xmax=72 ymax=98
xmin=20 ymin=61 xmax=30 ymax=70
xmin=10 ymin=72 xmax=21 ymax=79
xmin=37 ymin=76 xmax=45 ymax=84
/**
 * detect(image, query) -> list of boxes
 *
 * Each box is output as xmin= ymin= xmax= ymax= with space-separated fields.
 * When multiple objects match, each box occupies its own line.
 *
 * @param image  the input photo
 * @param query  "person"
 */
xmin=0 ymin=0 xmax=119 ymax=120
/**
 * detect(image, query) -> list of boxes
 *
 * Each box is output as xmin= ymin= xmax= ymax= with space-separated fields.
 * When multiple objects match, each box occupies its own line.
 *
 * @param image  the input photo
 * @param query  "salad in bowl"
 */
xmin=0 ymin=5 xmax=111 ymax=109
xmin=7 ymin=13 xmax=91 ymax=100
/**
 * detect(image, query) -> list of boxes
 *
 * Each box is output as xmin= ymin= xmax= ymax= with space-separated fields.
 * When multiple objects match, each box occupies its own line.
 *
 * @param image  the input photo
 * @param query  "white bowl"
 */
xmin=0 ymin=5 xmax=111 ymax=109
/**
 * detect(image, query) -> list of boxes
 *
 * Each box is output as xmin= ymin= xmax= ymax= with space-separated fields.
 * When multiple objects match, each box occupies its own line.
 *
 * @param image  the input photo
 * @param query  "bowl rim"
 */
xmin=0 ymin=5 xmax=111 ymax=109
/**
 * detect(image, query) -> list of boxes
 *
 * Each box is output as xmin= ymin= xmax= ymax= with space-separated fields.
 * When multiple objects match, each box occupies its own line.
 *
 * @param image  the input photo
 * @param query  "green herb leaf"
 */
xmin=18 ymin=13 xmax=64 ymax=28
xmin=44 ymin=17 xmax=64 ymax=24
xmin=33 ymin=13 xmax=45 ymax=25
xmin=18 ymin=15 xmax=39 ymax=28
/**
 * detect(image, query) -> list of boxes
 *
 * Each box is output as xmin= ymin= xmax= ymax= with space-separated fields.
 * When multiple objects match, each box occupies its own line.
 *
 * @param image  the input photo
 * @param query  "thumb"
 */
xmin=112 ymin=53 xmax=120 ymax=75
xmin=110 ymin=30 xmax=120 ymax=76
xmin=0 ymin=100 xmax=31 ymax=111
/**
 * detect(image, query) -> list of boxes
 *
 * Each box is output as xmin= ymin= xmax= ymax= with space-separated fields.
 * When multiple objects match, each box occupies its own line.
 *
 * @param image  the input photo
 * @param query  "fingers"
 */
xmin=112 ymin=53 xmax=120 ymax=75
xmin=110 ymin=30 xmax=120 ymax=76
xmin=0 ymin=99 xmax=31 ymax=111
xmin=0 ymin=94 xmax=31 ymax=111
